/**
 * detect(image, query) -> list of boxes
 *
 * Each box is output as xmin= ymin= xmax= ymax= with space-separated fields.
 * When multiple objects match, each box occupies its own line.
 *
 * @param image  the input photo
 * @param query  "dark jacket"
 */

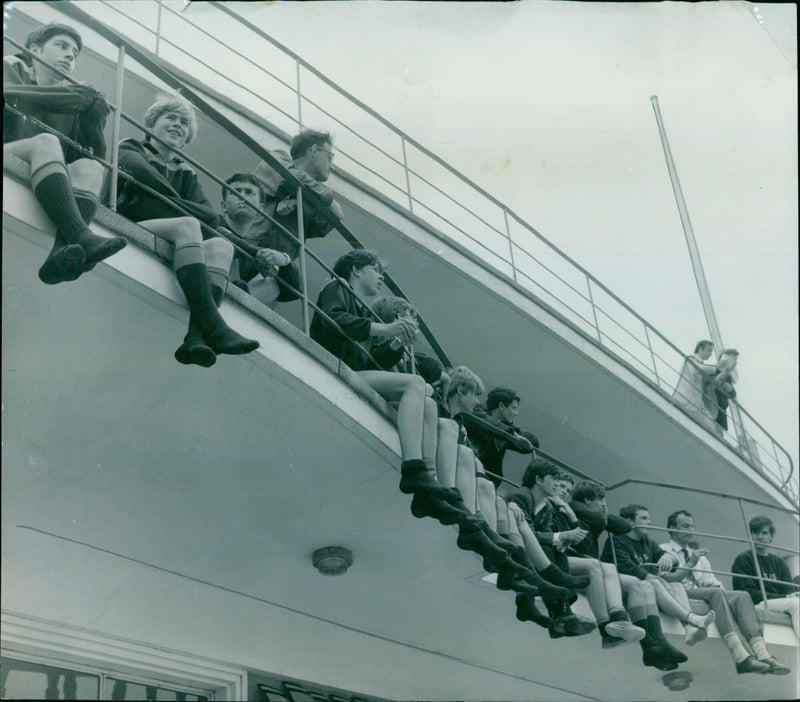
xmin=601 ymin=532 xmax=668 ymax=580
xmin=464 ymin=406 xmax=538 ymax=487
xmin=113 ymin=138 xmax=218 ymax=228
xmin=4 ymin=54 xmax=109 ymax=162
xmin=310 ymin=279 xmax=404 ymax=372
xmin=569 ymin=502 xmax=632 ymax=560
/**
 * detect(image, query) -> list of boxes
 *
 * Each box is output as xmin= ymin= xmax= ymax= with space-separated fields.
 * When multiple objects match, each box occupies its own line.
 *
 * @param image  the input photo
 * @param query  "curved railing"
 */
xmin=4 ymin=0 xmax=795 ymax=506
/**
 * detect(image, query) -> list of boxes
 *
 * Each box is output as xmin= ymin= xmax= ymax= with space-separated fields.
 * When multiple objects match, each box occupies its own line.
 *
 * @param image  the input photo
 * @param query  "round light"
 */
xmin=312 ymin=546 xmax=353 ymax=576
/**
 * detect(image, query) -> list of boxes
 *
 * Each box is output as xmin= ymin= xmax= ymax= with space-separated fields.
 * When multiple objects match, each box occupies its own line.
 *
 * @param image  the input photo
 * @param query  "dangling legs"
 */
xmin=139 ymin=217 xmax=258 ymax=365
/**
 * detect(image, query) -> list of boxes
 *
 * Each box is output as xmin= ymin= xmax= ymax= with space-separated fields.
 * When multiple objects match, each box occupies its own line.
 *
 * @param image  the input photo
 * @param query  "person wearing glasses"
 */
xmin=4 ymin=22 xmax=126 ymax=285
xmin=234 ymin=130 xmax=344 ymax=293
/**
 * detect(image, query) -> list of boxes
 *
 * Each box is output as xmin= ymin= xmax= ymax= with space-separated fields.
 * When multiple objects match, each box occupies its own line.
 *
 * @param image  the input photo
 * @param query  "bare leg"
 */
xmin=435 ymin=418 xmax=459 ymax=488
xmin=495 ymin=495 xmax=510 ymax=536
xmin=475 ymin=470 xmax=497 ymax=531
xmin=358 ymin=371 xmax=426 ymax=461
xmin=455 ymin=444 xmax=477 ymax=513
xmin=601 ymin=562 xmax=625 ymax=611
xmin=569 ymin=557 xmax=608 ymax=622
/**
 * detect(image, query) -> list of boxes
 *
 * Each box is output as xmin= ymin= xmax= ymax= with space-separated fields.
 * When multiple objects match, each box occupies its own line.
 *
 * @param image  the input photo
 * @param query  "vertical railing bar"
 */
xmin=108 ymin=44 xmax=126 ymax=210
xmin=643 ymin=324 xmax=660 ymax=387
xmin=296 ymin=185 xmax=310 ymax=334
xmin=586 ymin=278 xmax=602 ymax=343
xmin=503 ymin=208 xmax=517 ymax=283
xmin=737 ymin=498 xmax=770 ymax=608
xmin=401 ymin=136 xmax=413 ymax=212
xmin=296 ymin=60 xmax=303 ymax=129
xmin=155 ymin=0 xmax=163 ymax=55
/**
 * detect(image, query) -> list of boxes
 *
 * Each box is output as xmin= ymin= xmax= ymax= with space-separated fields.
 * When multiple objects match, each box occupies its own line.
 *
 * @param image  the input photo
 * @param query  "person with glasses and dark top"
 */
xmin=231 ymin=130 xmax=344 ymax=293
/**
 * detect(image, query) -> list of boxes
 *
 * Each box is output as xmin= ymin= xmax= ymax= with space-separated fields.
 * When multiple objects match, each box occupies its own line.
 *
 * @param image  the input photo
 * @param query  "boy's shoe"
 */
xmin=735 ymin=656 xmax=771 ymax=675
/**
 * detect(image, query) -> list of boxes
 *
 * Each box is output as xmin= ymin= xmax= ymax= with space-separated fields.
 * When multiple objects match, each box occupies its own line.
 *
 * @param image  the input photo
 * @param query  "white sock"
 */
xmin=749 ymin=636 xmax=770 ymax=661
xmin=723 ymin=632 xmax=749 ymax=664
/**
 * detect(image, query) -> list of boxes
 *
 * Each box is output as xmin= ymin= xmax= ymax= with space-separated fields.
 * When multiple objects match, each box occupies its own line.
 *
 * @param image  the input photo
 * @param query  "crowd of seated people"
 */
xmin=5 ymin=22 xmax=796 ymax=679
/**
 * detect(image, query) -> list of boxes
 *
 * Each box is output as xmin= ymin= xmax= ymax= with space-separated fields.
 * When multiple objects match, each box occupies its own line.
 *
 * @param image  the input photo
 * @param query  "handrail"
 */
xmin=6 ymin=1 xmax=794 ymax=504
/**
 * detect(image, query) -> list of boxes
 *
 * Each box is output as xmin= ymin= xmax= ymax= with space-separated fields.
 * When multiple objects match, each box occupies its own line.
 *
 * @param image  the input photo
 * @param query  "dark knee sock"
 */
xmin=31 ymin=163 xmax=88 ymax=242
xmin=73 ymin=189 xmax=100 ymax=225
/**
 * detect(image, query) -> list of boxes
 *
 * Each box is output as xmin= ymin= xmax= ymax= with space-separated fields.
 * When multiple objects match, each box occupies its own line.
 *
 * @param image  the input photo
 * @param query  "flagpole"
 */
xmin=650 ymin=96 xmax=749 ymax=452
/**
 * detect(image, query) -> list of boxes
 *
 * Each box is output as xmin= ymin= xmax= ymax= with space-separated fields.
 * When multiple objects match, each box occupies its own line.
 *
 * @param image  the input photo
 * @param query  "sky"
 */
xmin=218 ymin=0 xmax=799 ymax=479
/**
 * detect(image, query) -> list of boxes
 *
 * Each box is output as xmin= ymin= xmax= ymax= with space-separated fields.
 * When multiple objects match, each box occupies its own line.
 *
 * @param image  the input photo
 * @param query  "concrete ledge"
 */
xmin=3 ymin=153 xmax=398 ymax=427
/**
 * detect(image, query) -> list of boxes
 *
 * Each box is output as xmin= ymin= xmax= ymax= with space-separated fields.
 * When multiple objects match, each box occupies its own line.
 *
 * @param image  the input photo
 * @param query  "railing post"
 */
xmin=296 ymin=60 xmax=303 ymax=129
xmin=295 ymin=185 xmax=310 ymax=334
xmin=586 ymin=278 xmax=602 ymax=343
xmin=503 ymin=208 xmax=517 ymax=283
xmin=108 ymin=44 xmax=126 ymax=210
xmin=737 ymin=498 xmax=769 ymax=607
xmin=401 ymin=136 xmax=413 ymax=212
xmin=155 ymin=0 xmax=163 ymax=55
xmin=643 ymin=324 xmax=660 ymax=387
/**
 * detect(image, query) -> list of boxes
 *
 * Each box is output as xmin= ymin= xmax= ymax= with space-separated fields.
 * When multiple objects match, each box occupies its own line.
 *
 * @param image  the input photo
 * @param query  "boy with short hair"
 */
xmin=218 ymin=173 xmax=300 ymax=307
xmin=4 ymin=22 xmax=126 ymax=284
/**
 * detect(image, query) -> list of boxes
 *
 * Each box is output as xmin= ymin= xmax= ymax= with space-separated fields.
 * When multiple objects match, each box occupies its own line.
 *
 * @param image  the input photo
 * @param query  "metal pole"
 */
xmin=296 ymin=185 xmax=310 ymax=334
xmin=650 ymin=96 xmax=724 ymax=349
xmin=586 ymin=279 xmax=602 ymax=343
xmin=644 ymin=324 xmax=660 ymax=387
xmin=401 ymin=136 xmax=413 ymax=212
xmin=296 ymin=60 xmax=303 ymax=129
xmin=108 ymin=44 xmax=126 ymax=210
xmin=651 ymin=96 xmax=747 ymax=447
xmin=737 ymin=498 xmax=769 ymax=607
xmin=155 ymin=0 xmax=163 ymax=55
xmin=503 ymin=208 xmax=517 ymax=283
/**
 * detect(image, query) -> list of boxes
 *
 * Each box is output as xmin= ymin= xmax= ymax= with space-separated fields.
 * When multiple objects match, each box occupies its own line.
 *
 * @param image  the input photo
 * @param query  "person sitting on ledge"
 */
xmin=435 ymin=367 xmax=579 ymax=627
xmin=507 ymin=460 xmax=603 ymax=638
xmin=112 ymin=95 xmax=258 ymax=367
xmin=601 ymin=504 xmax=716 ymax=664
xmin=310 ymin=249 xmax=460 ymax=518
xmin=234 ymin=129 xmax=344 ymax=292
xmin=549 ymin=476 xmax=646 ymax=649
xmin=464 ymin=386 xmax=538 ymax=491
xmin=660 ymin=510 xmax=786 ymax=675
xmin=732 ymin=515 xmax=799 ymax=640
xmin=4 ymin=22 xmax=126 ymax=284
xmin=217 ymin=173 xmax=300 ymax=308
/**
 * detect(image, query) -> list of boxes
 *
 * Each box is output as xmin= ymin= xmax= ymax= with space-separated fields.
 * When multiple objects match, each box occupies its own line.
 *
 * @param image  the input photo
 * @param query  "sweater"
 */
xmin=113 ymin=139 xmax=218 ymax=228
xmin=601 ymin=532 xmax=668 ymax=580
xmin=3 ymin=53 xmax=109 ymax=161
xmin=464 ymin=406 xmax=539 ymax=487
xmin=731 ymin=550 xmax=794 ymax=604
xmin=310 ymin=279 xmax=404 ymax=372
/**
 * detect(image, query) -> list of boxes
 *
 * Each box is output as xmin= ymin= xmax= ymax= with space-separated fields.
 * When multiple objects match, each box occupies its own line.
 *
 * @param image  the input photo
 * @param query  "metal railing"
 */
xmin=4 ymin=0 xmax=795 ymax=505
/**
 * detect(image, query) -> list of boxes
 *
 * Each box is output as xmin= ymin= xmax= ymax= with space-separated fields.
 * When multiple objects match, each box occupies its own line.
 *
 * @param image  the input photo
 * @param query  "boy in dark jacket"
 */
xmin=112 ymin=95 xmax=257 ymax=367
xmin=4 ymin=22 xmax=126 ymax=284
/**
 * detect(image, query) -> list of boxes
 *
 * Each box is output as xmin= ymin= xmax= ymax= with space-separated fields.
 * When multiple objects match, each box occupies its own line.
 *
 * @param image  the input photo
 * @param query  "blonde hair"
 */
xmin=143 ymin=94 xmax=198 ymax=144
xmin=447 ymin=365 xmax=484 ymax=400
